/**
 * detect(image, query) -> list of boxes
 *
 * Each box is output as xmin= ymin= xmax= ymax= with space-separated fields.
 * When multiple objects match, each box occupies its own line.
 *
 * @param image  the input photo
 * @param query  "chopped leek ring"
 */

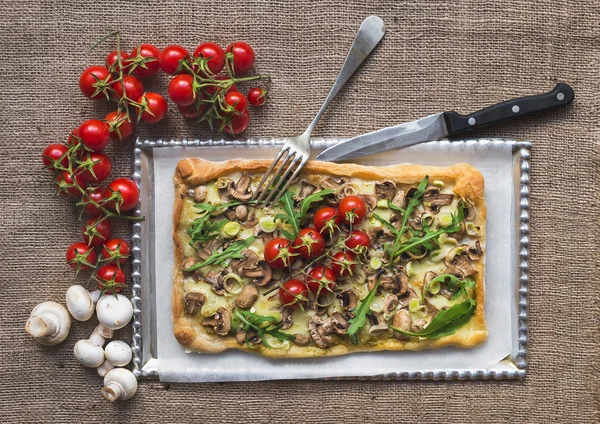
xmin=223 ymin=273 xmax=243 ymax=296
xmin=408 ymin=298 xmax=421 ymax=313
xmin=466 ymin=222 xmax=480 ymax=236
xmin=259 ymin=216 xmax=277 ymax=233
xmin=429 ymin=280 xmax=440 ymax=295
xmin=264 ymin=335 xmax=291 ymax=350
xmin=438 ymin=213 xmax=453 ymax=227
xmin=406 ymin=261 xmax=415 ymax=277
xmin=369 ymin=257 xmax=383 ymax=271
xmin=221 ymin=221 xmax=241 ymax=238
xmin=433 ymin=180 xmax=445 ymax=187
xmin=376 ymin=199 xmax=389 ymax=209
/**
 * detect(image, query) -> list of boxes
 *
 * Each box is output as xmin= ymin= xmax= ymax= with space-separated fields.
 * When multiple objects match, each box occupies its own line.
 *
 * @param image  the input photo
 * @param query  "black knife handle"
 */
xmin=443 ymin=83 xmax=574 ymax=136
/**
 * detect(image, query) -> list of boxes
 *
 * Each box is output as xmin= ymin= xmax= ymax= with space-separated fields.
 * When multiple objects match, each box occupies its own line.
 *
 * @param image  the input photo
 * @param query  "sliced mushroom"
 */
xmin=205 ymin=270 xmax=226 ymax=295
xmin=467 ymin=240 xmax=483 ymax=261
xmin=193 ymin=186 xmax=207 ymax=203
xmin=293 ymin=180 xmax=317 ymax=202
xmin=184 ymin=292 xmax=206 ymax=315
xmin=241 ymin=212 xmax=258 ymax=228
xmin=391 ymin=190 xmax=406 ymax=209
xmin=411 ymin=319 xmax=427 ymax=333
xmin=423 ymin=297 xmax=439 ymax=315
xmin=309 ymin=319 xmax=333 ymax=349
xmin=216 ymin=177 xmax=232 ymax=200
xmin=201 ymin=307 xmax=231 ymax=336
xmin=337 ymin=182 xmax=358 ymax=200
xmin=453 ymin=254 xmax=477 ymax=277
xmin=243 ymin=262 xmax=273 ymax=286
xmin=445 ymin=245 xmax=477 ymax=277
xmin=359 ymin=194 xmax=378 ymax=211
xmin=461 ymin=198 xmax=476 ymax=220
xmin=236 ymin=328 xmax=261 ymax=345
xmin=380 ymin=267 xmax=408 ymax=296
xmin=281 ymin=307 xmax=294 ymax=330
xmin=383 ymin=295 xmax=399 ymax=315
xmin=197 ymin=239 xmax=222 ymax=261
xmin=309 ymin=313 xmax=349 ymax=349
xmin=367 ymin=312 xmax=389 ymax=334
xmin=392 ymin=310 xmax=411 ymax=340
xmin=375 ymin=180 xmax=396 ymax=199
xmin=225 ymin=209 xmax=237 ymax=221
xmin=337 ymin=289 xmax=358 ymax=311
xmin=320 ymin=177 xmax=342 ymax=191
xmin=234 ymin=285 xmax=259 ymax=309
xmin=397 ymin=289 xmax=418 ymax=309
xmin=233 ymin=249 xmax=260 ymax=274
xmin=423 ymin=187 xmax=453 ymax=213
xmin=449 ymin=221 xmax=466 ymax=240
xmin=313 ymin=300 xmax=329 ymax=316
xmin=182 ymin=257 xmax=196 ymax=271
xmin=292 ymin=334 xmax=310 ymax=346
xmin=227 ymin=172 xmax=252 ymax=201
xmin=322 ymin=312 xmax=349 ymax=335
xmin=235 ymin=205 xmax=248 ymax=221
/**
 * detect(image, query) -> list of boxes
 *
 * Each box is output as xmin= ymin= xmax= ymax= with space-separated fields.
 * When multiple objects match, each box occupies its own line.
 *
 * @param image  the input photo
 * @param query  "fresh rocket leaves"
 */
xmin=299 ymin=189 xmax=335 ymax=219
xmin=422 ymin=274 xmax=476 ymax=301
xmin=184 ymin=237 xmax=255 ymax=271
xmin=233 ymin=309 xmax=296 ymax=348
xmin=390 ymin=298 xmax=476 ymax=339
xmin=347 ymin=279 xmax=380 ymax=345
xmin=275 ymin=191 xmax=301 ymax=241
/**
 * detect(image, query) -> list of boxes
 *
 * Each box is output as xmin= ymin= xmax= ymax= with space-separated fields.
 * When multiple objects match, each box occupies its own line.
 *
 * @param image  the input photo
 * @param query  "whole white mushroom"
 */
xmin=102 ymin=368 xmax=138 ymax=401
xmin=97 ymin=341 xmax=133 ymax=377
xmin=65 ymin=285 xmax=95 ymax=321
xmin=25 ymin=301 xmax=71 ymax=346
xmin=73 ymin=339 xmax=105 ymax=368
xmin=89 ymin=294 xmax=134 ymax=347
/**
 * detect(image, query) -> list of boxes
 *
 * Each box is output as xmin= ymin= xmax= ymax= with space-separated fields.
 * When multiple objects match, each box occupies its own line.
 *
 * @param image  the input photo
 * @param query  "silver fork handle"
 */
xmin=302 ymin=16 xmax=386 ymax=137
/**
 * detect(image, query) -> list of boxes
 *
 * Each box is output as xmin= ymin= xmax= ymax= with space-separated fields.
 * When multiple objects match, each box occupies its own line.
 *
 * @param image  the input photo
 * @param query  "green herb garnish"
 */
xmin=184 ymin=237 xmax=255 ymax=271
xmin=275 ymin=191 xmax=301 ymax=241
xmin=233 ymin=308 xmax=296 ymax=348
xmin=299 ymin=189 xmax=335 ymax=219
xmin=347 ymin=279 xmax=380 ymax=345
xmin=422 ymin=274 xmax=476 ymax=301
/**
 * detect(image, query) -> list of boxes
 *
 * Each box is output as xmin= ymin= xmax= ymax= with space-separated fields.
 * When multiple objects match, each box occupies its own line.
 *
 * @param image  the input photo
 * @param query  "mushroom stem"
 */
xmin=101 ymin=383 xmax=123 ymax=402
xmin=25 ymin=316 xmax=58 ymax=338
xmin=90 ymin=324 xmax=113 ymax=347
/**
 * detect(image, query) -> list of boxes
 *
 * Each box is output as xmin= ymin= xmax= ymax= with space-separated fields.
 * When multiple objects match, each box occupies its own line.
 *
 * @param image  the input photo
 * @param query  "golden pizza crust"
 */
xmin=173 ymin=158 xmax=488 ymax=358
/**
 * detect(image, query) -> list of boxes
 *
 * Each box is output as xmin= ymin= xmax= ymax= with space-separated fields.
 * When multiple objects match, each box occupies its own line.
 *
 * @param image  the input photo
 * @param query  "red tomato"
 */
xmin=224 ymin=91 xmax=248 ymax=113
xmin=77 ymin=151 xmax=112 ymax=183
xmin=56 ymin=171 xmax=87 ymax=197
xmin=106 ymin=50 xmax=129 ymax=73
xmin=159 ymin=45 xmax=190 ymax=75
xmin=225 ymin=41 xmax=255 ymax=75
xmin=129 ymin=44 xmax=161 ymax=77
xmin=82 ymin=186 xmax=110 ymax=216
xmin=293 ymin=228 xmax=325 ymax=259
xmin=223 ymin=109 xmax=250 ymax=135
xmin=247 ymin=87 xmax=266 ymax=106
xmin=135 ymin=92 xmax=168 ymax=124
xmin=306 ymin=266 xmax=336 ymax=295
xmin=79 ymin=66 xmax=112 ymax=99
xmin=108 ymin=178 xmax=140 ymax=212
xmin=345 ymin=230 xmax=370 ymax=250
xmin=105 ymin=111 xmax=135 ymax=141
xmin=168 ymin=74 xmax=196 ymax=106
xmin=42 ymin=144 xmax=69 ymax=169
xmin=178 ymin=103 xmax=207 ymax=119
xmin=193 ymin=42 xmax=225 ymax=75
xmin=78 ymin=119 xmax=110 ymax=151
xmin=110 ymin=75 xmax=145 ymax=101
xmin=66 ymin=242 xmax=97 ymax=271
xmin=330 ymin=251 xmax=357 ymax=278
xmin=279 ymin=279 xmax=308 ymax=309
xmin=67 ymin=127 xmax=81 ymax=147
xmin=96 ymin=264 xmax=126 ymax=294
xmin=313 ymin=207 xmax=340 ymax=236
xmin=101 ymin=238 xmax=131 ymax=265
xmin=264 ymin=238 xmax=296 ymax=269
xmin=202 ymin=75 xmax=237 ymax=97
xmin=338 ymin=196 xmax=367 ymax=225
xmin=83 ymin=217 xmax=112 ymax=247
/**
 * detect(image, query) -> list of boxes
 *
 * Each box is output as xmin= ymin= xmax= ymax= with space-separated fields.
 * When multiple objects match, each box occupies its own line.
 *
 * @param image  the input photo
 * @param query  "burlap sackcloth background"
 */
xmin=0 ymin=1 xmax=598 ymax=422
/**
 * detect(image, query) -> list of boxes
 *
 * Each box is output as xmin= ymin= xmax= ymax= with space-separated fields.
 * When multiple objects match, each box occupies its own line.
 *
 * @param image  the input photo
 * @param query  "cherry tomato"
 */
xmin=178 ymin=103 xmax=207 ymax=119
xmin=135 ymin=92 xmax=168 ymax=124
xmin=247 ymin=87 xmax=266 ymax=106
xmin=83 ymin=217 xmax=112 ymax=247
xmin=66 ymin=242 xmax=97 ymax=271
xmin=224 ymin=91 xmax=248 ymax=113
xmin=67 ymin=126 xmax=81 ymax=147
xmin=345 ymin=230 xmax=370 ymax=250
xmin=313 ymin=207 xmax=340 ymax=236
xmin=79 ymin=66 xmax=112 ymax=99
xmin=77 ymin=151 xmax=112 ymax=183
xmin=168 ymin=74 xmax=196 ymax=106
xmin=101 ymin=238 xmax=131 ymax=265
xmin=264 ymin=238 xmax=296 ymax=269
xmin=279 ymin=279 xmax=308 ymax=309
xmin=96 ymin=264 xmax=126 ymax=294
xmin=56 ymin=171 xmax=87 ymax=197
xmin=82 ymin=186 xmax=110 ymax=216
xmin=106 ymin=50 xmax=129 ymax=73
xmin=330 ymin=251 xmax=357 ymax=278
xmin=193 ymin=42 xmax=225 ymax=75
xmin=42 ymin=144 xmax=69 ymax=169
xmin=226 ymin=41 xmax=255 ymax=75
xmin=159 ymin=45 xmax=190 ymax=75
xmin=202 ymin=75 xmax=237 ymax=97
xmin=223 ymin=109 xmax=250 ymax=135
xmin=293 ymin=228 xmax=325 ymax=259
xmin=108 ymin=177 xmax=140 ymax=212
xmin=110 ymin=75 xmax=145 ymax=102
xmin=338 ymin=196 xmax=367 ymax=226
xmin=306 ymin=266 xmax=336 ymax=295
xmin=78 ymin=119 xmax=110 ymax=151
xmin=105 ymin=111 xmax=135 ymax=141
xmin=129 ymin=44 xmax=161 ymax=77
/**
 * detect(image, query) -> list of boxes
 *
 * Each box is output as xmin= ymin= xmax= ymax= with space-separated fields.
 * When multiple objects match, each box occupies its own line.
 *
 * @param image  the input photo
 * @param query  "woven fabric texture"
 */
xmin=0 ymin=1 xmax=598 ymax=422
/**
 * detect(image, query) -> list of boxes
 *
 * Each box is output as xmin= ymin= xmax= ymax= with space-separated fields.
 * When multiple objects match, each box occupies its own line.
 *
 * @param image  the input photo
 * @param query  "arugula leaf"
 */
xmin=422 ymin=274 xmax=475 ymax=301
xmin=193 ymin=199 xmax=256 ymax=211
xmin=184 ymin=237 xmax=255 ymax=271
xmin=390 ymin=298 xmax=476 ymax=339
xmin=347 ymin=279 xmax=380 ymax=345
xmin=233 ymin=309 xmax=296 ymax=348
xmin=372 ymin=212 xmax=401 ymax=237
xmin=299 ymin=189 xmax=335 ymax=219
xmin=188 ymin=217 xmax=227 ymax=245
xmin=275 ymin=191 xmax=301 ymax=240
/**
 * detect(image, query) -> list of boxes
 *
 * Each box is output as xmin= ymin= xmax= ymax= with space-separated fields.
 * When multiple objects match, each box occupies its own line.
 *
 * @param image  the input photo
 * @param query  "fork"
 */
xmin=253 ymin=15 xmax=386 ymax=206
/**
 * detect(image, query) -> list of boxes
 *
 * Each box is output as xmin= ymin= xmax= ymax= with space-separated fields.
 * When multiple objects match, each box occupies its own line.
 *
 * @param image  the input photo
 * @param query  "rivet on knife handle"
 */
xmin=443 ymin=83 xmax=575 ymax=135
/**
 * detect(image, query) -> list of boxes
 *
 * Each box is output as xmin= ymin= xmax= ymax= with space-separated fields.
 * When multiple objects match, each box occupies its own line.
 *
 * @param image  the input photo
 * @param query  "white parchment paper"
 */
xmin=150 ymin=141 xmax=515 ymax=382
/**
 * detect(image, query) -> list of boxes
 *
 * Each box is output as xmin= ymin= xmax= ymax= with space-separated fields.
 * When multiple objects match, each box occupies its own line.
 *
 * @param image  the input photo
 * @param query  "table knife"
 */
xmin=316 ymin=83 xmax=574 ymax=162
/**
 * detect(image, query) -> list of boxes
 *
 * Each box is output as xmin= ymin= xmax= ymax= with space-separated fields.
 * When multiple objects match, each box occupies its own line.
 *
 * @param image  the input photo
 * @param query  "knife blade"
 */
xmin=316 ymin=83 xmax=574 ymax=162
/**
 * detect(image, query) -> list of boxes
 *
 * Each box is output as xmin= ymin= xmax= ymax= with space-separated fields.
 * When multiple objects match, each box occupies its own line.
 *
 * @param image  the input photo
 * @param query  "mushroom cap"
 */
xmin=66 ymin=285 xmax=95 ymax=322
xmin=25 ymin=301 xmax=71 ymax=346
xmin=74 ymin=339 xmax=105 ymax=368
xmin=104 ymin=340 xmax=133 ymax=366
xmin=96 ymin=294 xmax=134 ymax=330
xmin=102 ymin=368 xmax=138 ymax=401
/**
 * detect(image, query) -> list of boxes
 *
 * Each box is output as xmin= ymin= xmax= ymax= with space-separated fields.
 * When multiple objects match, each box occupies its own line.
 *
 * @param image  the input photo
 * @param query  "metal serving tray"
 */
xmin=130 ymin=138 xmax=530 ymax=382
